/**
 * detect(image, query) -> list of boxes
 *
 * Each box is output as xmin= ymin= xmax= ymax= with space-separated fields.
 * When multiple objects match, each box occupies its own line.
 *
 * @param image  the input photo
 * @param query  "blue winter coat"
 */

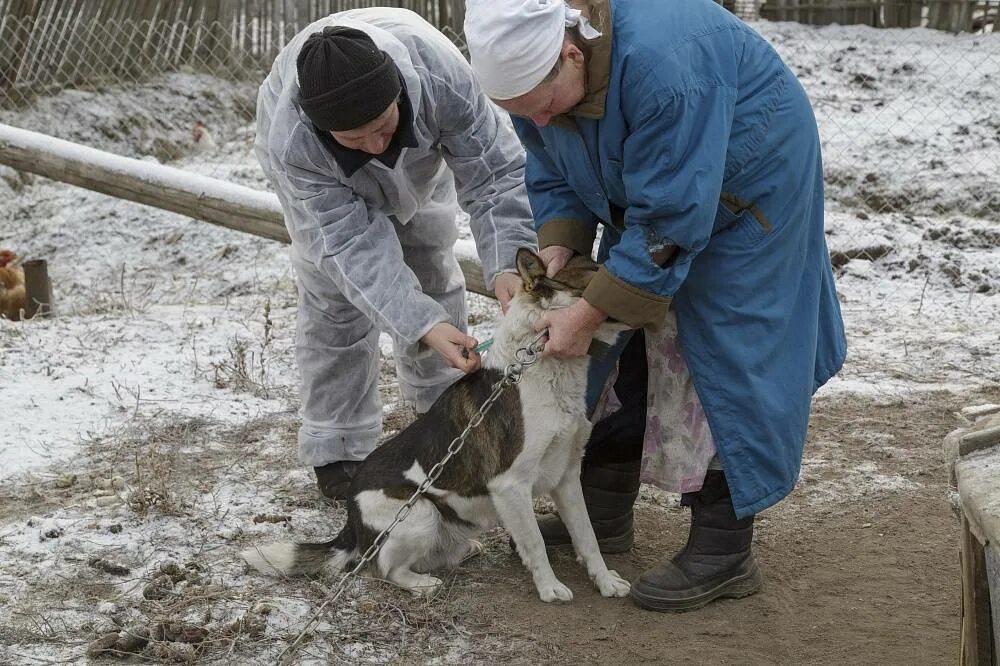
xmin=512 ymin=0 xmax=847 ymax=517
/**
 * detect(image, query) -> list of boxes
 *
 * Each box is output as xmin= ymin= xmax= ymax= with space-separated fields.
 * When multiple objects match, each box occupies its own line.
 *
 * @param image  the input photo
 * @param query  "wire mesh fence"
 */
xmin=758 ymin=0 xmax=1000 ymax=30
xmin=0 ymin=5 xmax=997 ymax=386
xmin=0 ymin=16 xmax=267 ymax=107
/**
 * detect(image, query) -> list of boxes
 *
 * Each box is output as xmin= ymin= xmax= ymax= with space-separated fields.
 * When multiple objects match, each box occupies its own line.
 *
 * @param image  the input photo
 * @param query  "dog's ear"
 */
xmin=515 ymin=247 xmax=546 ymax=292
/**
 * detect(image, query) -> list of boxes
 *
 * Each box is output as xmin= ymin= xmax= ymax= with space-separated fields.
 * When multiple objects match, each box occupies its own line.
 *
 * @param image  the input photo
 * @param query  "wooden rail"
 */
xmin=0 ymin=123 xmax=491 ymax=298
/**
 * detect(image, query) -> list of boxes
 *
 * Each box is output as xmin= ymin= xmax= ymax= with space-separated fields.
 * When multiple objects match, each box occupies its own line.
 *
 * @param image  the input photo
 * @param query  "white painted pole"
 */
xmin=0 ymin=123 xmax=491 ymax=297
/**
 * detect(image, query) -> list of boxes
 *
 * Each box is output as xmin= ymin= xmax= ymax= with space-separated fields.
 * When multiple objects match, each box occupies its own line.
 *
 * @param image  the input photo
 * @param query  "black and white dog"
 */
xmin=243 ymin=248 xmax=630 ymax=603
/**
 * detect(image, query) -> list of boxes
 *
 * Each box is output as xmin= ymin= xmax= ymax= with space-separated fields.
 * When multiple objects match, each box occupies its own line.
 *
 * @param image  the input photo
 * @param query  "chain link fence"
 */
xmin=1 ymin=6 xmax=998 ymax=387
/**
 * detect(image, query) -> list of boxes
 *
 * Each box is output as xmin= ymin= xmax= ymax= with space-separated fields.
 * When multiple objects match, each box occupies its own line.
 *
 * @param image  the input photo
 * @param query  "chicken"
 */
xmin=191 ymin=120 xmax=217 ymax=154
xmin=0 ymin=249 xmax=27 ymax=321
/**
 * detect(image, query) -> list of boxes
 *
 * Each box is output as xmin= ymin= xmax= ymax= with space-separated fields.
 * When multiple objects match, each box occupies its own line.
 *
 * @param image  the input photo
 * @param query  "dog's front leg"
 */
xmin=491 ymin=481 xmax=573 ymax=603
xmin=552 ymin=467 xmax=631 ymax=598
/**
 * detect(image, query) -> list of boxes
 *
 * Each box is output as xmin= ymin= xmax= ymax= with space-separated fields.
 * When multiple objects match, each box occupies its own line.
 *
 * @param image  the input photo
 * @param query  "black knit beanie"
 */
xmin=296 ymin=26 xmax=402 ymax=132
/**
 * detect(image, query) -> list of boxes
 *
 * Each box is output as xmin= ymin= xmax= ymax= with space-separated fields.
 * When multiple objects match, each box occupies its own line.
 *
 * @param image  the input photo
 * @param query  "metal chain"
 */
xmin=278 ymin=332 xmax=546 ymax=665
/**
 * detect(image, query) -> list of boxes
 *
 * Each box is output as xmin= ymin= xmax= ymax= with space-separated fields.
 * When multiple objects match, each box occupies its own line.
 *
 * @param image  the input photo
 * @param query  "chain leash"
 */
xmin=278 ymin=333 xmax=546 ymax=665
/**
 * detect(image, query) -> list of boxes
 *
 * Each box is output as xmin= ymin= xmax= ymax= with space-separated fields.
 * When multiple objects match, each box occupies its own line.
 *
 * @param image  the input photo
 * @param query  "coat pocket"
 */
xmin=716 ymin=194 xmax=772 ymax=245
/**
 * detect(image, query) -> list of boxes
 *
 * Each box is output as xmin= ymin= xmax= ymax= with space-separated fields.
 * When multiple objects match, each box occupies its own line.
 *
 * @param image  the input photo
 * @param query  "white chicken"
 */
xmin=191 ymin=120 xmax=217 ymax=154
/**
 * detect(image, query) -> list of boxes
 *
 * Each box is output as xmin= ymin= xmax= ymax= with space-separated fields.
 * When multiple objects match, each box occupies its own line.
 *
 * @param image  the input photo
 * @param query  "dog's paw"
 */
xmin=461 ymin=539 xmax=485 ymax=564
xmin=536 ymin=579 xmax=573 ymax=603
xmin=405 ymin=574 xmax=443 ymax=596
xmin=594 ymin=570 xmax=631 ymax=598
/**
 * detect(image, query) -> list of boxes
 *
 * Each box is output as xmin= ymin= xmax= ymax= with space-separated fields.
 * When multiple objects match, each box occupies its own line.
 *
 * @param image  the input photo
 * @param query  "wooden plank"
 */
xmin=174 ymin=0 xmax=199 ymax=70
xmin=62 ymin=0 xmax=96 ymax=86
xmin=197 ymin=0 xmax=220 ymax=68
xmin=762 ymin=1 xmax=879 ymax=12
xmin=959 ymin=513 xmax=995 ymax=665
xmin=929 ymin=0 xmax=946 ymax=28
xmin=901 ymin=0 xmax=923 ymax=26
xmin=259 ymin=0 xmax=271 ymax=61
xmin=219 ymin=0 xmax=239 ymax=70
xmin=93 ymin=0 xmax=119 ymax=79
xmin=959 ymin=425 xmax=1000 ymax=456
xmin=115 ymin=0 xmax=144 ymax=78
xmin=774 ymin=0 xmax=798 ymax=23
xmin=442 ymin=0 xmax=463 ymax=34
xmin=882 ymin=0 xmax=898 ymax=26
xmin=140 ymin=1 xmax=166 ymax=66
xmin=64 ymin=3 xmax=102 ymax=87
xmin=39 ymin=0 xmax=76 ymax=86
xmin=239 ymin=0 xmax=252 ymax=58
xmin=0 ymin=123 xmax=494 ymax=298
xmin=0 ymin=0 xmax=38 ymax=97
xmin=17 ymin=0 xmax=57 ymax=87
xmin=296 ymin=0 xmax=310 ymax=39
xmin=987 ymin=546 xmax=1000 ymax=665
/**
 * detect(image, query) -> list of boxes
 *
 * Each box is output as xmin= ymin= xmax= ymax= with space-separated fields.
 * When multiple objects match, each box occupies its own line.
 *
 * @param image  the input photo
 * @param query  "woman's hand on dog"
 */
xmin=422 ymin=322 xmax=482 ymax=373
xmin=534 ymin=298 xmax=607 ymax=358
xmin=493 ymin=272 xmax=521 ymax=314
xmin=537 ymin=245 xmax=575 ymax=278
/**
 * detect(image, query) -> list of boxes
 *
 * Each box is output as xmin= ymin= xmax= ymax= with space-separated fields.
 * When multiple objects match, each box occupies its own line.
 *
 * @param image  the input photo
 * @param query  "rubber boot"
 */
xmin=535 ymin=456 xmax=640 ymax=553
xmin=629 ymin=470 xmax=762 ymax=612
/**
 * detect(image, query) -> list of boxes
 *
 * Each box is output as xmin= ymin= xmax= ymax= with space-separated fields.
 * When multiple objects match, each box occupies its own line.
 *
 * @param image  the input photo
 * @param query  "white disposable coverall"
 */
xmin=255 ymin=9 xmax=536 ymax=466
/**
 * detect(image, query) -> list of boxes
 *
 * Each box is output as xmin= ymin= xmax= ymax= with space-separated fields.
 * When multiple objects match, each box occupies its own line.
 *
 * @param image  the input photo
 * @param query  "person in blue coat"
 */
xmin=465 ymin=0 xmax=847 ymax=611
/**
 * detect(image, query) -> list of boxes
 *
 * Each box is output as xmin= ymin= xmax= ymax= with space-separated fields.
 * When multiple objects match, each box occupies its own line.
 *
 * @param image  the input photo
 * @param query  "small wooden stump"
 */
xmin=21 ymin=258 xmax=53 ymax=319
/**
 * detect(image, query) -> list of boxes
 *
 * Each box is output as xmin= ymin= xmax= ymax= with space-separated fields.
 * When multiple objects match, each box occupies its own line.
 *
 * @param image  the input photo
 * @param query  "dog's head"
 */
xmin=514 ymin=247 xmax=598 ymax=308
xmin=511 ymin=248 xmax=628 ymax=348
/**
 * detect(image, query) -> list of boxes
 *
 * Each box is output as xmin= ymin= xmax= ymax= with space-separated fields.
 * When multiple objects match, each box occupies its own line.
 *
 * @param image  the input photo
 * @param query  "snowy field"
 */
xmin=0 ymin=21 xmax=998 ymax=665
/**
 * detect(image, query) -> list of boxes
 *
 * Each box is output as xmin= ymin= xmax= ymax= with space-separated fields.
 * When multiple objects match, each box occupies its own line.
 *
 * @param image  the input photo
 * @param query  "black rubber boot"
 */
xmin=314 ymin=461 xmax=361 ymax=500
xmin=536 ymin=457 xmax=640 ymax=553
xmin=630 ymin=470 xmax=762 ymax=612
xmin=531 ymin=331 xmax=647 ymax=554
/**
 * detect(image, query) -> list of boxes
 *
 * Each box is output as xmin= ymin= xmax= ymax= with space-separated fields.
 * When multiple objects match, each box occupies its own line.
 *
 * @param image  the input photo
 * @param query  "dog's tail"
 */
xmin=241 ymin=526 xmax=357 ymax=577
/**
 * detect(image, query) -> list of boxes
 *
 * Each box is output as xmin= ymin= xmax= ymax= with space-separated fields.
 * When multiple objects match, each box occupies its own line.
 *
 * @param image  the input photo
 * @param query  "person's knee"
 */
xmin=298 ymin=422 xmax=379 ymax=466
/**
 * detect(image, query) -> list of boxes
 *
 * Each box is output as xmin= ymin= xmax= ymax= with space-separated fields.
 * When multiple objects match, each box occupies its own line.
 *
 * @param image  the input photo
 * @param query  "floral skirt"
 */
xmin=595 ymin=311 xmax=715 ymax=493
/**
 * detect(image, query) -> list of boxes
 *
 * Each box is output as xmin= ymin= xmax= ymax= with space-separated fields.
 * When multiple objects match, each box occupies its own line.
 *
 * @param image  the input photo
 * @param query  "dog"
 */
xmin=242 ymin=248 xmax=630 ymax=602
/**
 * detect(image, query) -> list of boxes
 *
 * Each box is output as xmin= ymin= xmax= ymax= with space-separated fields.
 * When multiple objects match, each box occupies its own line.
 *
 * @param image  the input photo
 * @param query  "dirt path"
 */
xmin=431 ymin=388 xmax=994 ymax=665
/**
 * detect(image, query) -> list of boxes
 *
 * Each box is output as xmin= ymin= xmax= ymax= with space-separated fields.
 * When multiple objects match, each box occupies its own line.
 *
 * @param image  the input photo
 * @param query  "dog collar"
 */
xmin=473 ymin=336 xmax=610 ymax=358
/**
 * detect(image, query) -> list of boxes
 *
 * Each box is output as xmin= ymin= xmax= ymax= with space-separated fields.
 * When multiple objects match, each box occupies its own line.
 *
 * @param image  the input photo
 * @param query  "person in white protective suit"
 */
xmin=255 ymin=9 xmax=537 ymax=499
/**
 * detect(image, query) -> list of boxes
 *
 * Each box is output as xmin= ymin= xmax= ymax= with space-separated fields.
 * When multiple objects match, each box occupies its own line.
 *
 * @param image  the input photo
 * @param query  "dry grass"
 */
xmin=0 ymin=382 xmax=526 ymax=664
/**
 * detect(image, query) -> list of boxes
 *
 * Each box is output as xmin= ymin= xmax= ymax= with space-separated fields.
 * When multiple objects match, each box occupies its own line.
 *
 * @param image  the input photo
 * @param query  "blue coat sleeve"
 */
xmin=602 ymin=79 xmax=736 ymax=300
xmin=512 ymin=118 xmax=599 ymax=257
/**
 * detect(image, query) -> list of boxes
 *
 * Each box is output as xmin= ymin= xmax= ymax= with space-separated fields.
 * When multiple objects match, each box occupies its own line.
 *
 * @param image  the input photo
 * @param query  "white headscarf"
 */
xmin=464 ymin=0 xmax=602 ymax=101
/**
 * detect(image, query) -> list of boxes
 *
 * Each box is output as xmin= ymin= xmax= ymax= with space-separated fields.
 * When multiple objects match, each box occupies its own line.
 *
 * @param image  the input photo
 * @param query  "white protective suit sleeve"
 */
xmin=274 ymin=157 xmax=452 ymax=348
xmin=431 ymin=69 xmax=538 ymax=286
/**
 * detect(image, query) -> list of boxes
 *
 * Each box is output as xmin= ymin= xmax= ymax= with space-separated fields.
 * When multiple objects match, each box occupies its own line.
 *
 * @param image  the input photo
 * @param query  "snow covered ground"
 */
xmin=0 ymin=21 xmax=997 ymax=665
